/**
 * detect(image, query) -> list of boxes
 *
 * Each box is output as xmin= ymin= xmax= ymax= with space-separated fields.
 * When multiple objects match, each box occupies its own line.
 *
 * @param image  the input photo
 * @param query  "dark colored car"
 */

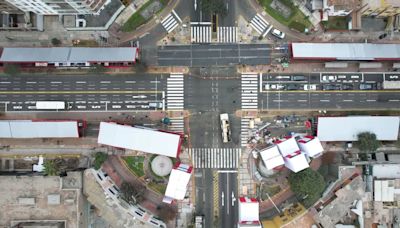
xmin=359 ymin=83 xmax=375 ymax=90
xmin=341 ymin=84 xmax=353 ymax=90
xmin=323 ymin=84 xmax=340 ymax=90
xmin=291 ymin=75 xmax=306 ymax=81
xmin=286 ymin=84 xmax=299 ymax=90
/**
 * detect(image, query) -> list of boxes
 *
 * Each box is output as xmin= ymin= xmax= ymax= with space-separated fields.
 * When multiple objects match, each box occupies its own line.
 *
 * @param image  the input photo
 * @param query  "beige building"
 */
xmin=361 ymin=0 xmax=400 ymax=17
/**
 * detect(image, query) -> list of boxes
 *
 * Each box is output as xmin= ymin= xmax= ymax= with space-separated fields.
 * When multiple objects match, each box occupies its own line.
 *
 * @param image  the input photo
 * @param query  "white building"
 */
xmin=297 ymin=136 xmax=324 ymax=158
xmin=275 ymin=137 xmax=309 ymax=173
xmin=238 ymin=197 xmax=262 ymax=228
xmin=0 ymin=120 xmax=79 ymax=138
xmin=4 ymin=0 xmax=110 ymax=15
xmin=163 ymin=163 xmax=192 ymax=204
xmin=259 ymin=145 xmax=285 ymax=170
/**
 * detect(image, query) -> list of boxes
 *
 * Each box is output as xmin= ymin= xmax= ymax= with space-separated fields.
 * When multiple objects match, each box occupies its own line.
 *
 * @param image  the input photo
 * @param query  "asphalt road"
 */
xmin=157 ymin=44 xmax=272 ymax=66
xmin=0 ymin=74 xmax=166 ymax=112
xmin=219 ymin=172 xmax=238 ymax=228
xmin=194 ymin=169 xmax=214 ymax=228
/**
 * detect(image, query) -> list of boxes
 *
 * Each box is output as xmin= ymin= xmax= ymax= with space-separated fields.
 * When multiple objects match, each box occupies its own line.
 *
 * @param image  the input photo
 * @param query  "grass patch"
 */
xmin=323 ymin=16 xmax=348 ymax=30
xmin=148 ymin=182 xmax=167 ymax=194
xmin=73 ymin=39 xmax=99 ymax=47
xmin=123 ymin=156 xmax=145 ymax=177
xmin=121 ymin=0 xmax=170 ymax=32
xmin=257 ymin=0 xmax=312 ymax=32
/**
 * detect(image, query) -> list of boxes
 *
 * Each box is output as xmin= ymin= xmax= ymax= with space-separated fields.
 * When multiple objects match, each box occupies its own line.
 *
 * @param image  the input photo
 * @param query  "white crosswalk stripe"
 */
xmin=217 ymin=27 xmax=237 ymax=43
xmin=250 ymin=13 xmax=272 ymax=37
xmin=241 ymin=118 xmax=251 ymax=147
xmin=161 ymin=12 xmax=180 ymax=33
xmin=168 ymin=117 xmax=184 ymax=133
xmin=191 ymin=25 xmax=212 ymax=43
xmin=241 ymin=73 xmax=258 ymax=110
xmin=166 ymin=73 xmax=184 ymax=110
xmin=188 ymin=148 xmax=241 ymax=169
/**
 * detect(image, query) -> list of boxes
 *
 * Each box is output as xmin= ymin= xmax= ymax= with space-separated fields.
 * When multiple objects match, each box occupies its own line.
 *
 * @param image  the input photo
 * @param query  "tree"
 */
xmin=51 ymin=38 xmax=61 ymax=46
xmin=120 ymin=181 xmax=146 ymax=205
xmin=93 ymin=152 xmax=108 ymax=170
xmin=43 ymin=160 xmax=60 ymax=176
xmin=201 ymin=0 xmax=227 ymax=17
xmin=157 ymin=204 xmax=178 ymax=222
xmin=356 ymin=132 xmax=380 ymax=153
xmin=3 ymin=64 xmax=20 ymax=76
xmin=288 ymin=168 xmax=325 ymax=207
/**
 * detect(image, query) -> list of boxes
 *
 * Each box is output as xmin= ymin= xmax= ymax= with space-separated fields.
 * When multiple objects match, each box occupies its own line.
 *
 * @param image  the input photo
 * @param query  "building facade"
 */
xmin=4 ymin=0 xmax=110 ymax=15
xmin=0 ymin=1 xmax=23 ymax=14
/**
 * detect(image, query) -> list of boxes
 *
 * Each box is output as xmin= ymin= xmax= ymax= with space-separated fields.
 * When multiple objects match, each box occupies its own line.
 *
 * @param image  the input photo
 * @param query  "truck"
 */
xmin=220 ymin=113 xmax=232 ymax=143
xmin=35 ymin=101 xmax=69 ymax=110
xmin=195 ymin=216 xmax=204 ymax=228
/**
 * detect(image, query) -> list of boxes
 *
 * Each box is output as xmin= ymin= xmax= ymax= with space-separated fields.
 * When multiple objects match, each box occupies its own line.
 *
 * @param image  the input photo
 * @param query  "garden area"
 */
xmin=257 ymin=0 xmax=312 ymax=32
xmin=121 ymin=0 xmax=170 ymax=32
xmin=322 ymin=17 xmax=349 ymax=30
xmin=123 ymin=156 xmax=145 ymax=177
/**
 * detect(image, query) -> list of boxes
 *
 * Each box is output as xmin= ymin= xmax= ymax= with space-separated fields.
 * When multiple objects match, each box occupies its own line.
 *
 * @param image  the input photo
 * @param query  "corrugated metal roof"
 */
xmin=292 ymin=43 xmax=400 ymax=60
xmin=97 ymin=122 xmax=181 ymax=157
xmin=0 ymin=120 xmax=79 ymax=138
xmin=0 ymin=47 xmax=137 ymax=63
xmin=317 ymin=116 xmax=399 ymax=141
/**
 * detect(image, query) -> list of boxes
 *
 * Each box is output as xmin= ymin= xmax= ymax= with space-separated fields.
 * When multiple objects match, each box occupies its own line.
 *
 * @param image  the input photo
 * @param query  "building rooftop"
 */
xmin=239 ymin=197 xmax=260 ymax=224
xmin=0 ymin=120 xmax=79 ymax=138
xmin=259 ymin=146 xmax=285 ymax=170
xmin=373 ymin=164 xmax=400 ymax=179
xmin=297 ymin=136 xmax=324 ymax=158
xmin=164 ymin=163 xmax=192 ymax=202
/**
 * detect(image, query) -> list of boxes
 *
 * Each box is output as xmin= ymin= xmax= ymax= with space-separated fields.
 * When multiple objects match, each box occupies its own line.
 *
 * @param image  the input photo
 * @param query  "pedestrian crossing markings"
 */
xmin=166 ymin=73 xmax=184 ymax=110
xmin=241 ymin=74 xmax=258 ymax=110
xmin=189 ymin=148 xmax=241 ymax=169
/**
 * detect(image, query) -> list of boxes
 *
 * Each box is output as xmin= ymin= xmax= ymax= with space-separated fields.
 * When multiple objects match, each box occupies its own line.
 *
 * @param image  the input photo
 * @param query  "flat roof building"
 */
xmin=317 ymin=116 xmax=400 ymax=141
xmin=259 ymin=146 xmax=285 ymax=170
xmin=0 ymin=47 xmax=139 ymax=67
xmin=0 ymin=120 xmax=79 ymax=138
xmin=275 ymin=137 xmax=309 ymax=173
xmin=297 ymin=136 xmax=324 ymax=158
xmin=163 ymin=163 xmax=192 ymax=203
xmin=238 ymin=197 xmax=262 ymax=228
xmin=98 ymin=122 xmax=182 ymax=158
xmin=291 ymin=43 xmax=400 ymax=61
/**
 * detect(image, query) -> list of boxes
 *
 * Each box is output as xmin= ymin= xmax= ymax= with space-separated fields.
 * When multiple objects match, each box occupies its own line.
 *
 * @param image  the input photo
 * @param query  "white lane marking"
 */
xmin=389 ymin=99 xmax=400 ymax=102
xmin=26 ymin=81 xmax=37 ymax=84
xmin=366 ymin=99 xmax=376 ymax=102
xmin=100 ymin=81 xmax=111 ymax=83
xmin=125 ymin=81 xmax=136 ymax=83
xmin=0 ymin=82 xmax=11 ymax=84
xmin=76 ymin=81 xmax=87 ymax=84
xmin=320 ymin=99 xmax=330 ymax=102
xmin=297 ymin=100 xmax=308 ymax=102
xmin=150 ymin=81 xmax=160 ymax=83
xmin=343 ymin=100 xmax=353 ymax=102
xmin=50 ymin=81 xmax=62 ymax=84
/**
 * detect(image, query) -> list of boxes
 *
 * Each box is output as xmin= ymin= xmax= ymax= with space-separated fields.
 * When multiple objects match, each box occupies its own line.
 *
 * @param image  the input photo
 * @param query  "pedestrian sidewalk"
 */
xmin=238 ymin=147 xmax=257 ymax=197
xmin=113 ymin=0 xmax=150 ymax=26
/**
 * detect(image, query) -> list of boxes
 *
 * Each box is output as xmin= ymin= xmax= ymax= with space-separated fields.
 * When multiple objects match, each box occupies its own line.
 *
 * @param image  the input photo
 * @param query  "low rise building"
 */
xmin=361 ymin=0 xmax=400 ymax=17
xmin=259 ymin=145 xmax=285 ymax=170
xmin=0 ymin=120 xmax=80 ymax=138
xmin=297 ymin=136 xmax=324 ymax=158
xmin=324 ymin=0 xmax=362 ymax=16
xmin=163 ymin=163 xmax=193 ymax=204
xmin=238 ymin=197 xmax=262 ymax=228
xmin=275 ymin=137 xmax=309 ymax=173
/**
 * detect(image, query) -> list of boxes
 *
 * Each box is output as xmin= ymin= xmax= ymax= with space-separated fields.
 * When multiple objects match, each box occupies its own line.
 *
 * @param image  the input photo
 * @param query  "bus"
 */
xmin=35 ymin=101 xmax=68 ymax=110
xmin=220 ymin=113 xmax=231 ymax=143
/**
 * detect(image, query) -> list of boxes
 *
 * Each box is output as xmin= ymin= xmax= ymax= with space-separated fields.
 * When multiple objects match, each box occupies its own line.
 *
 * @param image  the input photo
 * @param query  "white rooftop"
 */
xmin=374 ymin=180 xmax=396 ymax=202
xmin=0 ymin=120 xmax=79 ymax=138
xmin=259 ymin=146 xmax=285 ymax=170
xmin=97 ymin=122 xmax=182 ymax=158
xmin=317 ymin=116 xmax=399 ymax=141
xmin=292 ymin=43 xmax=400 ymax=60
xmin=275 ymin=137 xmax=301 ymax=157
xmin=239 ymin=197 xmax=259 ymax=222
xmin=373 ymin=164 xmax=400 ymax=179
xmin=283 ymin=152 xmax=310 ymax=173
xmin=297 ymin=136 xmax=324 ymax=157
xmin=164 ymin=166 xmax=192 ymax=200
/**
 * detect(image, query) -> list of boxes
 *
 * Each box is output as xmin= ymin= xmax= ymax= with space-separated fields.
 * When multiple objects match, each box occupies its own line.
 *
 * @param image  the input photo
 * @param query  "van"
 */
xmin=351 ymin=75 xmax=360 ymax=79
xmin=149 ymin=102 xmax=163 ymax=109
xmin=291 ymin=75 xmax=306 ymax=81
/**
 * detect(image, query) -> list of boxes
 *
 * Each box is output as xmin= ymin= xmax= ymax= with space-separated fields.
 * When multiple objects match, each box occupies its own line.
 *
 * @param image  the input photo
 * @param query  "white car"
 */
xmin=389 ymin=75 xmax=399 ymax=79
xmin=112 ymin=105 xmax=121 ymax=109
xmin=304 ymin=84 xmax=317 ymax=90
xmin=132 ymin=95 xmax=147 ymax=99
xmin=265 ymin=84 xmax=285 ymax=90
xmin=271 ymin=29 xmax=285 ymax=39
xmin=13 ymin=106 xmax=23 ymax=110
xmin=76 ymin=105 xmax=86 ymax=109
xmin=322 ymin=75 xmax=337 ymax=82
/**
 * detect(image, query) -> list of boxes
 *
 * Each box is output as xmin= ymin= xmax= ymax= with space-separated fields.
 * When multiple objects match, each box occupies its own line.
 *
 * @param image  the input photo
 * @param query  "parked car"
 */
xmin=291 ymin=75 xmax=306 ymax=81
xmin=149 ymin=102 xmax=163 ymax=108
xmin=286 ymin=84 xmax=299 ymax=90
xmin=341 ymin=84 xmax=353 ymax=90
xmin=389 ymin=75 xmax=399 ymax=79
xmin=132 ymin=95 xmax=147 ymax=99
xmin=323 ymin=84 xmax=340 ymax=90
xmin=271 ymin=29 xmax=285 ymax=39
xmin=359 ymin=83 xmax=375 ymax=90
xmin=265 ymin=84 xmax=285 ymax=90
xmin=304 ymin=84 xmax=317 ymax=90
xmin=322 ymin=75 xmax=337 ymax=82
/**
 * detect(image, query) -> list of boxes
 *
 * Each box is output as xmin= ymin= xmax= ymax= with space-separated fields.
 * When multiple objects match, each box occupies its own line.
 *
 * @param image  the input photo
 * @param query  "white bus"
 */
xmin=220 ymin=113 xmax=231 ymax=143
xmin=35 ymin=101 xmax=67 ymax=110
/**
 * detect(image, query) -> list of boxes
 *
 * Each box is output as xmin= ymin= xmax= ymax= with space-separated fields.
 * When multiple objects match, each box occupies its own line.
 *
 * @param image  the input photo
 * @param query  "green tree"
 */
xmin=51 ymin=38 xmax=61 ymax=46
xmin=3 ymin=64 xmax=20 ymax=76
xmin=157 ymin=204 xmax=178 ymax=222
xmin=288 ymin=168 xmax=325 ymax=207
xmin=93 ymin=152 xmax=108 ymax=170
xmin=356 ymin=132 xmax=380 ymax=153
xmin=201 ymin=0 xmax=227 ymax=17
xmin=120 ymin=181 xmax=146 ymax=205
xmin=43 ymin=160 xmax=60 ymax=176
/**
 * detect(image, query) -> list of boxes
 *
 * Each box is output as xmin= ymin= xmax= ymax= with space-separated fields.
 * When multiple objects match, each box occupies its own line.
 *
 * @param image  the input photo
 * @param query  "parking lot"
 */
xmin=261 ymin=72 xmax=400 ymax=92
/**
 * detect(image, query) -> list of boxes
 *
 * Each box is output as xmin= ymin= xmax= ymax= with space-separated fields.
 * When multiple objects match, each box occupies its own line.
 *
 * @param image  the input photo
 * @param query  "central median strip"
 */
xmin=0 ymin=90 xmax=163 ymax=94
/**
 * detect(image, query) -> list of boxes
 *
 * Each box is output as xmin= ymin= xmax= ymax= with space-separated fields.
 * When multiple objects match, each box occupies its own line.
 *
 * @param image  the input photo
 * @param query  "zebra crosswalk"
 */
xmin=166 ymin=73 xmax=184 ymax=110
xmin=217 ymin=27 xmax=237 ymax=43
xmin=188 ymin=148 xmax=241 ymax=169
xmin=191 ymin=24 xmax=212 ymax=43
xmin=250 ymin=13 xmax=273 ymax=37
xmin=161 ymin=10 xmax=182 ymax=33
xmin=241 ymin=73 xmax=258 ymax=110
xmin=168 ymin=117 xmax=184 ymax=133
xmin=241 ymin=118 xmax=251 ymax=147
